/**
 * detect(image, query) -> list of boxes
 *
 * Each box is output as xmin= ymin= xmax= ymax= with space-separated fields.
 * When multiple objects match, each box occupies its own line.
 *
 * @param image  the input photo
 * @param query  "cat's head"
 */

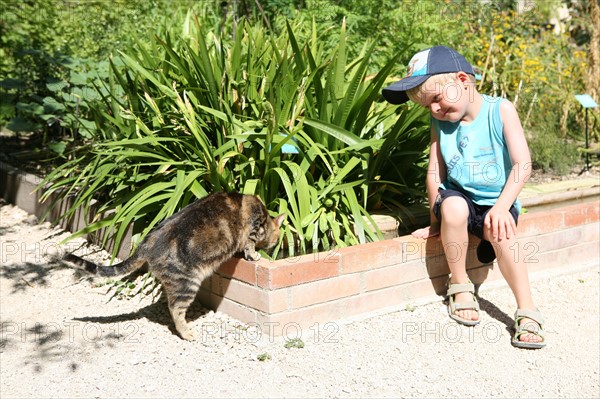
xmin=256 ymin=213 xmax=285 ymax=250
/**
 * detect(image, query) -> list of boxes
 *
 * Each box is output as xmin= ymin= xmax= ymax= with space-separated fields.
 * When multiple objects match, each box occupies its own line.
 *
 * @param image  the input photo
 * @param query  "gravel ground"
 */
xmin=1 ymin=200 xmax=599 ymax=398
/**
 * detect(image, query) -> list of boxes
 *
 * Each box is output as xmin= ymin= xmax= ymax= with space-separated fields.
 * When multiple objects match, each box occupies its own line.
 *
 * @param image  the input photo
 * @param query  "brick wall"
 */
xmin=200 ymin=199 xmax=599 ymax=336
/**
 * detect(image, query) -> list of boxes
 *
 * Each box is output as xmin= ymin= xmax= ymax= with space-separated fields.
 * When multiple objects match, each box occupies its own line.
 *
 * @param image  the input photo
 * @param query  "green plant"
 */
xmin=40 ymin=16 xmax=428 ymax=258
xmin=0 ymin=0 xmax=206 ymax=131
xmin=4 ymin=55 xmax=101 ymax=147
xmin=284 ymin=338 xmax=305 ymax=349
xmin=257 ymin=352 xmax=272 ymax=361
xmin=528 ymin=130 xmax=580 ymax=174
xmin=97 ymin=273 xmax=161 ymax=301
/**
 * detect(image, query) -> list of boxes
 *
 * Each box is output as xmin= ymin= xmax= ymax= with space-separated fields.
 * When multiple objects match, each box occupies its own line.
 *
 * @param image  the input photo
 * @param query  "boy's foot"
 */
xmin=517 ymin=319 xmax=544 ymax=342
xmin=447 ymin=280 xmax=480 ymax=326
xmin=452 ymin=291 xmax=480 ymax=322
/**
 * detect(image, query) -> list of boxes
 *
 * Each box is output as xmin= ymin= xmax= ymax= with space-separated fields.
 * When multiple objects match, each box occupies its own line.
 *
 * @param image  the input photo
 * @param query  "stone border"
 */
xmin=2 ymin=161 xmax=599 ymax=335
xmin=0 ymin=161 xmax=133 ymax=258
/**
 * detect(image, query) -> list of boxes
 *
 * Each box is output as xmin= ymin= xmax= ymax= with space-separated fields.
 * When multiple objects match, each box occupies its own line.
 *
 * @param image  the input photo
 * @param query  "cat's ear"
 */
xmin=274 ymin=214 xmax=285 ymax=228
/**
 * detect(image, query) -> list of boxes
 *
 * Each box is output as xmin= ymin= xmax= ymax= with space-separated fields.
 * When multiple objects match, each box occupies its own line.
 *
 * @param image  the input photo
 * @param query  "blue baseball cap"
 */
xmin=382 ymin=45 xmax=480 ymax=105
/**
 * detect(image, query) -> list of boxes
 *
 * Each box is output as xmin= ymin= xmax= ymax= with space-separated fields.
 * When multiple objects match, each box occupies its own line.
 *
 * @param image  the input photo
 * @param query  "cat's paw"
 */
xmin=244 ymin=250 xmax=262 ymax=262
xmin=178 ymin=328 xmax=197 ymax=341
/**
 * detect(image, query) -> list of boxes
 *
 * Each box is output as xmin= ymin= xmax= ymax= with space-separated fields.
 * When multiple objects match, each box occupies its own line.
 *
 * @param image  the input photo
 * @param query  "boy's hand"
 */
xmin=484 ymin=207 xmax=517 ymax=242
xmin=412 ymin=224 xmax=440 ymax=240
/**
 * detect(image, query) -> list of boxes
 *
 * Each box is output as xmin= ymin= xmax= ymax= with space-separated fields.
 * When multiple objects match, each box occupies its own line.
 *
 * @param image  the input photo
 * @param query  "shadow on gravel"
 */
xmin=0 ymin=260 xmax=83 ymax=294
xmin=475 ymin=295 xmax=514 ymax=334
xmin=0 ymin=225 xmax=16 ymax=236
xmin=1 ymin=318 xmax=123 ymax=373
xmin=72 ymin=291 xmax=210 ymax=340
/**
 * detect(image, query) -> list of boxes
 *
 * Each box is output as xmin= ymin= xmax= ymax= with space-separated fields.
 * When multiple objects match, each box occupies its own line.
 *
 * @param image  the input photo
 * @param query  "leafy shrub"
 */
xmin=40 ymin=17 xmax=429 ymax=258
xmin=0 ymin=0 xmax=204 ymax=131
xmin=528 ymin=131 xmax=581 ymax=174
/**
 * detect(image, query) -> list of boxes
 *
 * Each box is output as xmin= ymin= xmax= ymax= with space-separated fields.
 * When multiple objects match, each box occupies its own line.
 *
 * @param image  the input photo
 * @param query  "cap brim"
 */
xmin=382 ymin=75 xmax=430 ymax=104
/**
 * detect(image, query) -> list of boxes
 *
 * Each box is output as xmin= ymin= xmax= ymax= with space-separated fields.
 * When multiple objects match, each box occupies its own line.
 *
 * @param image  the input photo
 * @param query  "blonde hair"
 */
xmin=406 ymin=72 xmax=475 ymax=104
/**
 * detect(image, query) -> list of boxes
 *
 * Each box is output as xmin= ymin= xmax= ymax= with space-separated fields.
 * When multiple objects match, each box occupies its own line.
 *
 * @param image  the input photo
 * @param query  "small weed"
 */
xmin=103 ymin=273 xmax=161 ymax=301
xmin=405 ymin=304 xmax=416 ymax=312
xmin=257 ymin=352 xmax=271 ymax=362
xmin=284 ymin=338 xmax=305 ymax=349
xmin=578 ymin=279 xmax=585 ymax=283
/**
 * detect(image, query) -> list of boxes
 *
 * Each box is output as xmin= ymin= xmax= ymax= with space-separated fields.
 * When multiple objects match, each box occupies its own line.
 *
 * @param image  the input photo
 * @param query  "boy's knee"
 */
xmin=440 ymin=196 xmax=469 ymax=222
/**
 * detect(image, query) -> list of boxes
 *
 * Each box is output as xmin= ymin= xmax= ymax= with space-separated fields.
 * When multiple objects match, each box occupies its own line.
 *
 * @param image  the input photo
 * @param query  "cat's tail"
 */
xmin=63 ymin=253 xmax=146 ymax=277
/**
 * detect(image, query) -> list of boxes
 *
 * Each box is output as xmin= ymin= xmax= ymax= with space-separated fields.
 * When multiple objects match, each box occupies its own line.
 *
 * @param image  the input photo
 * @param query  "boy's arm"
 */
xmin=486 ymin=100 xmax=532 ymax=241
xmin=413 ymin=126 xmax=446 ymax=238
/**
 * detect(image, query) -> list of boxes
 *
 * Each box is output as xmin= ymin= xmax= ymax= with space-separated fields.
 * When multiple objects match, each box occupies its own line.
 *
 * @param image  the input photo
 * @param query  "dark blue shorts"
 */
xmin=432 ymin=188 xmax=519 ymax=239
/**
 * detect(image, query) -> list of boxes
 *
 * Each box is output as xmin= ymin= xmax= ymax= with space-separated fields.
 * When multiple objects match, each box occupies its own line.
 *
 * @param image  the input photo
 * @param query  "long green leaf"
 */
xmin=304 ymin=118 xmax=363 ymax=146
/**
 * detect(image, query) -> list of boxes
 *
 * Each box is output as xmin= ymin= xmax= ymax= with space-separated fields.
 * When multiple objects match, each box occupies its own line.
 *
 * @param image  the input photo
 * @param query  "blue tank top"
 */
xmin=433 ymin=94 xmax=520 ymax=212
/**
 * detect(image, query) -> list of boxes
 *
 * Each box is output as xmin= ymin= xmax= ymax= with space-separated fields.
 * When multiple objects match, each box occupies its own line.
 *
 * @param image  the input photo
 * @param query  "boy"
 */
xmin=383 ymin=45 xmax=545 ymax=349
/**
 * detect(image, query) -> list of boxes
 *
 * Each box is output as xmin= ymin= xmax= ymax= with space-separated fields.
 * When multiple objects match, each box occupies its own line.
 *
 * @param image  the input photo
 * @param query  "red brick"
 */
xmin=428 ymin=274 xmax=450 ymax=296
xmin=519 ymin=210 xmax=564 ymax=236
xmin=468 ymin=264 xmax=497 ymax=286
xmin=520 ymin=227 xmax=580 ymax=256
xmin=255 ymin=301 xmax=342 ymax=336
xmin=256 ymin=263 xmax=271 ymax=289
xmin=340 ymin=279 xmax=441 ymax=318
xmin=217 ymin=257 xmax=257 ymax=285
xmin=339 ymin=240 xmax=404 ymax=274
xmin=255 ymin=253 xmax=340 ymax=289
xmin=290 ymin=274 xmax=360 ymax=308
xmin=219 ymin=278 xmax=264 ymax=310
xmin=209 ymin=274 xmax=221 ymax=294
xmin=395 ymin=235 xmax=445 ymax=263
xmin=581 ymin=222 xmax=600 ymax=243
xmin=364 ymin=260 xmax=428 ymax=291
xmin=205 ymin=274 xmax=290 ymax=313
xmin=196 ymin=287 xmax=212 ymax=309
xmin=564 ymin=203 xmax=600 ymax=227
xmin=266 ymin=288 xmax=290 ymax=313
xmin=528 ymin=241 xmax=600 ymax=273
xmin=200 ymin=275 xmax=212 ymax=291
xmin=212 ymin=295 xmax=258 ymax=325
xmin=423 ymin=254 xmax=451 ymax=279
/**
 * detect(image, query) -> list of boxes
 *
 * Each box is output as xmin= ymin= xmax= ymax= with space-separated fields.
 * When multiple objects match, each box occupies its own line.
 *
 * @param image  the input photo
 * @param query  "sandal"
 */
xmin=447 ymin=279 xmax=480 ymax=326
xmin=511 ymin=309 xmax=546 ymax=349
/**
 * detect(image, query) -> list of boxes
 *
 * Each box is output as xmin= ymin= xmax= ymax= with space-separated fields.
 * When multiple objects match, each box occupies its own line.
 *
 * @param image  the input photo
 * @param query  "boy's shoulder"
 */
xmin=481 ymin=94 xmax=507 ymax=105
xmin=482 ymin=94 xmax=515 ymax=122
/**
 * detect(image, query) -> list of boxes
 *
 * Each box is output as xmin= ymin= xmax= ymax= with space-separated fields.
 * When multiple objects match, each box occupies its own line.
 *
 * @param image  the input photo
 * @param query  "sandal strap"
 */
xmin=447 ymin=282 xmax=475 ymax=296
xmin=514 ymin=325 xmax=546 ymax=342
xmin=451 ymin=301 xmax=480 ymax=312
xmin=515 ymin=324 xmax=546 ymax=338
xmin=514 ymin=308 xmax=544 ymax=326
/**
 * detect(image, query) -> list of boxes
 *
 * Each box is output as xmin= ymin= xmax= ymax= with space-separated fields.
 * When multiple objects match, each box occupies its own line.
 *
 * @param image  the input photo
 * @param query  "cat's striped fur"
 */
xmin=64 ymin=192 xmax=284 ymax=341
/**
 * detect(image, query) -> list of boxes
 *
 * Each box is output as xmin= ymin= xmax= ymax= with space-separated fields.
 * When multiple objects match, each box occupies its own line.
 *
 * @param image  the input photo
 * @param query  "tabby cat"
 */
xmin=64 ymin=192 xmax=284 ymax=341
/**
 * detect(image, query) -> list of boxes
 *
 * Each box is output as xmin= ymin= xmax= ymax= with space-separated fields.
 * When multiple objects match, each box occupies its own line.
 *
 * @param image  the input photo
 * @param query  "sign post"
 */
xmin=574 ymin=94 xmax=599 ymax=172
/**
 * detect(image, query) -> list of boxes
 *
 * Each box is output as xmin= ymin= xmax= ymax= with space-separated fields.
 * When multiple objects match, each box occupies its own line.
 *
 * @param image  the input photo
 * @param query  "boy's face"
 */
xmin=414 ymin=76 xmax=472 ymax=123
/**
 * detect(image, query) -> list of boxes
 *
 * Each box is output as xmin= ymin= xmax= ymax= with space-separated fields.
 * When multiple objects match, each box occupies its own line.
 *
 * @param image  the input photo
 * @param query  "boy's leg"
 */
xmin=439 ymin=196 xmax=479 ymax=323
xmin=484 ymin=230 xmax=542 ymax=343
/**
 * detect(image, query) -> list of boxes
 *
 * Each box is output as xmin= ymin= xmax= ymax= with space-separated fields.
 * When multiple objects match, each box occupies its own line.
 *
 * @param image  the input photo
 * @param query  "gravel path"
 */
xmin=1 ymin=201 xmax=599 ymax=398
